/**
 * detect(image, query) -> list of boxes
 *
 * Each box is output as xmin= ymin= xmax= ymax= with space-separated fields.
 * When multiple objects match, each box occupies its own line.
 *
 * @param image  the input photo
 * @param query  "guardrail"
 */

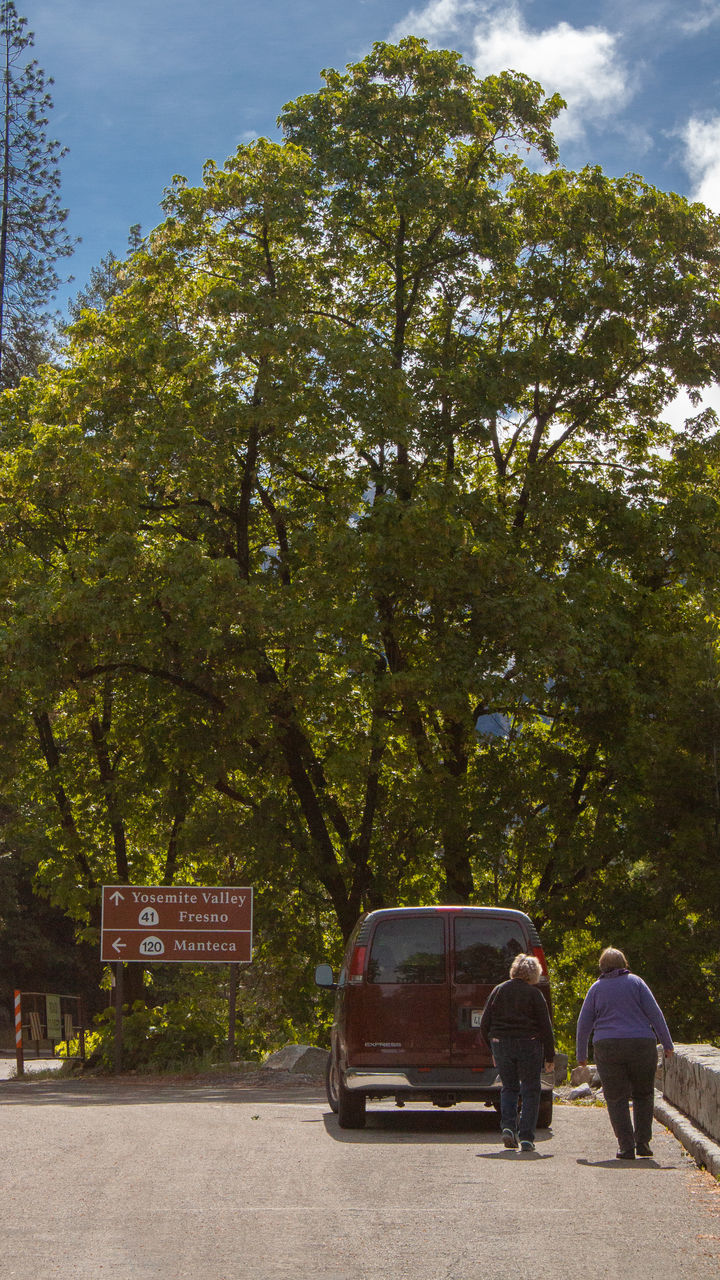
xmin=656 ymin=1043 xmax=720 ymax=1176
xmin=660 ymin=1043 xmax=720 ymax=1143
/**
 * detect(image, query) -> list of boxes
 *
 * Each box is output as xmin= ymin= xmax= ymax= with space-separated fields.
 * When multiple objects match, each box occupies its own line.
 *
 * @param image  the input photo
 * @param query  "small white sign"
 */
xmin=139 ymin=935 xmax=165 ymax=956
xmin=46 ymin=994 xmax=62 ymax=1041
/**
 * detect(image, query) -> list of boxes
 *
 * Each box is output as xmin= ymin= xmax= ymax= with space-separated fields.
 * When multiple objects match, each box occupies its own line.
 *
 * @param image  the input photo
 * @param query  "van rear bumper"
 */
xmin=345 ymin=1066 xmax=501 ymax=1092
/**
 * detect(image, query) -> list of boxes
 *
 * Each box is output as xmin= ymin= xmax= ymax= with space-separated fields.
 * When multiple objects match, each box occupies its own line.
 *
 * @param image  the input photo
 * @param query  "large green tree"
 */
xmin=2 ymin=40 xmax=720 ymax=1034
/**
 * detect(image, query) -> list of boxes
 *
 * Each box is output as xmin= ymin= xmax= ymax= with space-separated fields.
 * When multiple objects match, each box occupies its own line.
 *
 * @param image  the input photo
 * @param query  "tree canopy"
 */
xmin=2 ymin=38 xmax=720 ymax=1042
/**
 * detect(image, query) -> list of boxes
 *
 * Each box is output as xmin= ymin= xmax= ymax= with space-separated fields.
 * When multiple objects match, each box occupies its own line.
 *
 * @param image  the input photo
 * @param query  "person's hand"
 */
xmin=577 ymin=1059 xmax=588 ymax=1067
xmin=665 ymin=1047 xmax=674 ymax=1058
xmin=544 ymin=1061 xmax=554 ymax=1074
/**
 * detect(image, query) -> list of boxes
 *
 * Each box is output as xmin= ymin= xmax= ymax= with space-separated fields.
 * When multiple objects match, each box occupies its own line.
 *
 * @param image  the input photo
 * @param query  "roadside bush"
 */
xmin=79 ymin=998 xmax=227 ymax=1073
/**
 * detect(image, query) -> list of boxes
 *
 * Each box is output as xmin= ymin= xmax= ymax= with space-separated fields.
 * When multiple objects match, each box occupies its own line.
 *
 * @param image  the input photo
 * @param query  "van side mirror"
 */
xmin=315 ymin=963 xmax=336 ymax=989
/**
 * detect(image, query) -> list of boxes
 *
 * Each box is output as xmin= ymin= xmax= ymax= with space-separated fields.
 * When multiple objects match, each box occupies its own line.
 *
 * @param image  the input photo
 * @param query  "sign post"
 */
xmin=101 ymin=885 xmax=254 ymax=1073
xmin=228 ymin=963 xmax=238 ymax=1060
xmin=114 ymin=962 xmax=124 ymax=1075
xmin=14 ymin=990 xmax=23 ymax=1078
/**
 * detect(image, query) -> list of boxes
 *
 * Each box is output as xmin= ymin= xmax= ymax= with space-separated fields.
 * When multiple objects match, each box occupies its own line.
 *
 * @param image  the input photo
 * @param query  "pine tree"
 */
xmin=0 ymin=1 xmax=74 ymax=386
xmin=68 ymin=225 xmax=143 ymax=320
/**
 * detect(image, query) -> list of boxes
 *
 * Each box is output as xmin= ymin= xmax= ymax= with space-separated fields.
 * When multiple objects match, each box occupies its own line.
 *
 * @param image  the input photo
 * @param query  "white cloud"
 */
xmin=390 ymin=0 xmax=477 ymax=41
xmin=390 ymin=1 xmax=631 ymax=142
xmin=471 ymin=6 xmax=630 ymax=141
xmin=677 ymin=1 xmax=720 ymax=34
xmin=682 ymin=116 xmax=720 ymax=212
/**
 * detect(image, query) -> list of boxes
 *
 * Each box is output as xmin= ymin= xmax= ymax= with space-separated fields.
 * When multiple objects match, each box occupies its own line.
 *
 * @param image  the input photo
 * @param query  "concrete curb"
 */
xmin=655 ymin=1094 xmax=720 ymax=1178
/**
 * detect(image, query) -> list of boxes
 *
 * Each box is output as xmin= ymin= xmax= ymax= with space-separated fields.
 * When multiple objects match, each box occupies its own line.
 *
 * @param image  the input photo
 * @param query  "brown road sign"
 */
xmin=101 ymin=885 xmax=253 ymax=963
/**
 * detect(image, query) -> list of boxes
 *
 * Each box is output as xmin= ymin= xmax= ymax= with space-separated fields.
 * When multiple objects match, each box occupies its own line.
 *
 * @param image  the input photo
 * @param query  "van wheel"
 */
xmin=537 ymin=1095 xmax=553 ymax=1129
xmin=338 ymin=1078 xmax=366 ymax=1129
xmin=325 ymin=1052 xmax=339 ymax=1114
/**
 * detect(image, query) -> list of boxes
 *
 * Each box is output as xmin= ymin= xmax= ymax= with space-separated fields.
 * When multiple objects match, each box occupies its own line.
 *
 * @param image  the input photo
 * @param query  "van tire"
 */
xmin=338 ymin=1078 xmax=367 ymax=1129
xmin=537 ymin=1095 xmax=553 ymax=1129
xmin=325 ymin=1052 xmax=339 ymax=1114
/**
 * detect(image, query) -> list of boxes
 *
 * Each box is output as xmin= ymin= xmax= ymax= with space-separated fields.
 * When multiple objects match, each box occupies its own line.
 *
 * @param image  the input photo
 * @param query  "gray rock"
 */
xmin=655 ymin=1093 xmax=720 ymax=1178
xmin=663 ymin=1043 xmax=720 ymax=1146
xmin=263 ymin=1044 xmax=329 ymax=1077
xmin=570 ymin=1064 xmax=592 ymax=1087
xmin=553 ymin=1052 xmax=569 ymax=1084
xmin=543 ymin=1052 xmax=569 ymax=1086
xmin=569 ymin=1082 xmax=594 ymax=1099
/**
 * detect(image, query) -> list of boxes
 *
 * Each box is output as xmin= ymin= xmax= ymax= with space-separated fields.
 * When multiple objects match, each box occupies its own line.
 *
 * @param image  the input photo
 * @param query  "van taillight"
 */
xmin=348 ymin=945 xmax=367 ymax=984
xmin=532 ymin=945 xmax=548 ymax=976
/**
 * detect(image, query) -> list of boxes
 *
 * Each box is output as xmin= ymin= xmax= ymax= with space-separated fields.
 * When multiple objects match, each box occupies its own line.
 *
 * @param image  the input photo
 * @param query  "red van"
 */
xmin=315 ymin=905 xmax=553 ymax=1129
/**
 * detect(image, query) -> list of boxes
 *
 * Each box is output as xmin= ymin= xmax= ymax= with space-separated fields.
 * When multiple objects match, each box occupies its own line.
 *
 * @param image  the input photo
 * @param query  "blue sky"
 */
xmin=20 ymin=0 xmax=720 ymax=315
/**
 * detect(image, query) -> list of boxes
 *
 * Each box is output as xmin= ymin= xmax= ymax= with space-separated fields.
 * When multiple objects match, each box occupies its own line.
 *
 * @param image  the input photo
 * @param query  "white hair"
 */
xmin=510 ymin=954 xmax=542 ymax=984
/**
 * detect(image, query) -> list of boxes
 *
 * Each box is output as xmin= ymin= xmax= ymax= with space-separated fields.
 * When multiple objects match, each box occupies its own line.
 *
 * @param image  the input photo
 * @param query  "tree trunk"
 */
xmin=0 ymin=23 xmax=12 ymax=381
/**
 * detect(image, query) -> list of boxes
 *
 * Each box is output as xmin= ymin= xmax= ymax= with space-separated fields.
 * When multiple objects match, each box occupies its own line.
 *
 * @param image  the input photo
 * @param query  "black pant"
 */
xmin=594 ymin=1037 xmax=658 ymax=1151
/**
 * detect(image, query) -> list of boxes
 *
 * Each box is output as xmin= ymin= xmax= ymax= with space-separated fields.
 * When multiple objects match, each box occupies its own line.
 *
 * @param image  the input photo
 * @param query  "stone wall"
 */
xmin=661 ymin=1043 xmax=720 ymax=1145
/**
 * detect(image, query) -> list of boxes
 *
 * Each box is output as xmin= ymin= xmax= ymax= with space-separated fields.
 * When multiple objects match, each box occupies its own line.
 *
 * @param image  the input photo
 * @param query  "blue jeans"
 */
xmin=492 ymin=1037 xmax=544 ymax=1143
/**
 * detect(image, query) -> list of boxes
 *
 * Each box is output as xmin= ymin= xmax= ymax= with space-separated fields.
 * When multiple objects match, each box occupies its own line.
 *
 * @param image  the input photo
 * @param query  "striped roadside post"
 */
xmin=14 ymin=990 xmax=24 ymax=1077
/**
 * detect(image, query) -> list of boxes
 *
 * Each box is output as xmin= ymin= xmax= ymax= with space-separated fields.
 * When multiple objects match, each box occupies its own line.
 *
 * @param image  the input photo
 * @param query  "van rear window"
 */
xmin=367 ymin=917 xmax=446 ymax=984
xmin=454 ymin=917 xmax=526 ymax=984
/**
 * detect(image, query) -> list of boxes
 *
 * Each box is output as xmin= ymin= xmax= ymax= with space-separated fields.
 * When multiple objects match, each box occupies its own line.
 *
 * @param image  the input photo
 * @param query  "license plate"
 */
xmin=471 ymin=1009 xmax=484 ymax=1028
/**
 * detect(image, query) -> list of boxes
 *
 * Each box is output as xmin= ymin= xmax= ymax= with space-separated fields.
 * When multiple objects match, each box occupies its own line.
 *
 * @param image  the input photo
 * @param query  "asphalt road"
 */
xmin=2 ymin=1075 xmax=720 ymax=1280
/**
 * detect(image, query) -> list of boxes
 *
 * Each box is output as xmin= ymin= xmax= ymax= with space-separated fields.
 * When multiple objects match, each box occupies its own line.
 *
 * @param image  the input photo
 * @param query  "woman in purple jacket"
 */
xmin=576 ymin=947 xmax=674 ymax=1160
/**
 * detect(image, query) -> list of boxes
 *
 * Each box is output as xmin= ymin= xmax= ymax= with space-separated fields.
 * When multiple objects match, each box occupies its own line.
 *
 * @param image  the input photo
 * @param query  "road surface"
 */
xmin=2 ymin=1074 xmax=719 ymax=1279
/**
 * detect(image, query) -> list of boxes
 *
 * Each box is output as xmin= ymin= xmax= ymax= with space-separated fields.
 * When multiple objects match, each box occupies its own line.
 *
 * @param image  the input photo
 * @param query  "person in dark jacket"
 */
xmin=576 ymin=946 xmax=673 ymax=1160
xmin=479 ymin=953 xmax=555 ymax=1152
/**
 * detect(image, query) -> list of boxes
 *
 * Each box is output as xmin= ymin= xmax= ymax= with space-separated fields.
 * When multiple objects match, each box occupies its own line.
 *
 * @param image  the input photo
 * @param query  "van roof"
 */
xmin=362 ymin=905 xmax=535 ymax=920
xmin=353 ymin=905 xmax=541 ymax=945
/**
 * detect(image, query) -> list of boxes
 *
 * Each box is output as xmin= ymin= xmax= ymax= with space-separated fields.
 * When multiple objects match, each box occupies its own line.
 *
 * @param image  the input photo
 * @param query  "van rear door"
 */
xmin=348 ymin=912 xmax=451 ymax=1067
xmin=450 ymin=912 xmax=529 ymax=1066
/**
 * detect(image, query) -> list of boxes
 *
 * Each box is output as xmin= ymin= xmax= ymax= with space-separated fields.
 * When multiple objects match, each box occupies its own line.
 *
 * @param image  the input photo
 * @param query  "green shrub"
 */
xmin=79 ymin=998 xmax=228 ymax=1073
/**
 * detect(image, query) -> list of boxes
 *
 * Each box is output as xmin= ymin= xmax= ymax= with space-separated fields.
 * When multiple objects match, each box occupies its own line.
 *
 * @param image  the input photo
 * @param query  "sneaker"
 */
xmin=502 ymin=1128 xmax=518 ymax=1149
xmin=519 ymin=1140 xmax=535 ymax=1152
xmin=616 ymin=1148 xmax=635 ymax=1160
xmin=636 ymin=1142 xmax=653 ymax=1157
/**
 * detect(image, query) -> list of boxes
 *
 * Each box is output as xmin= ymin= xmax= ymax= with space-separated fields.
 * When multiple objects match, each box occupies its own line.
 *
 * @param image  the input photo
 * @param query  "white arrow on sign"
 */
xmin=112 ymin=938 xmax=127 ymax=953
xmin=109 ymin=890 xmax=125 ymax=905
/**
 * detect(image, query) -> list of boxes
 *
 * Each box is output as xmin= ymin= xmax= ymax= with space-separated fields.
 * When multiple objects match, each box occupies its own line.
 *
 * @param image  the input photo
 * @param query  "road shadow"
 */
xmin=476 ymin=1149 xmax=554 ymax=1160
xmin=0 ymin=1077 xmax=327 ymax=1107
xmin=576 ymin=1157 xmax=675 ymax=1171
xmin=323 ymin=1106 xmax=555 ymax=1146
